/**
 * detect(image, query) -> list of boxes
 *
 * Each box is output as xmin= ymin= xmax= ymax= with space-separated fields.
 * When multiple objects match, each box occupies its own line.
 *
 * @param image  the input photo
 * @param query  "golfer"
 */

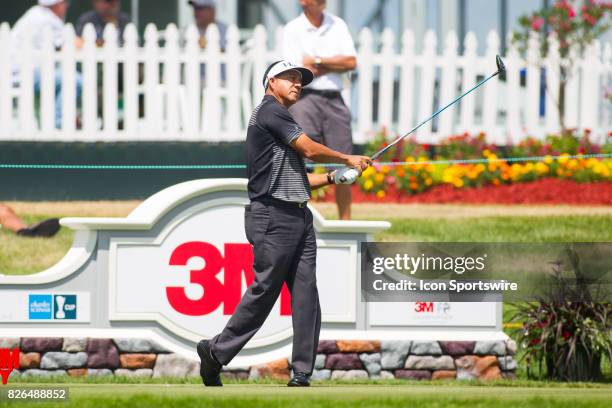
xmin=197 ymin=60 xmax=371 ymax=387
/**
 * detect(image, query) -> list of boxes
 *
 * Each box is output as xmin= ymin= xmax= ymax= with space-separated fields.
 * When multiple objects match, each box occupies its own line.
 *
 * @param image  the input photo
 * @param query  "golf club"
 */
xmin=339 ymin=55 xmax=506 ymax=183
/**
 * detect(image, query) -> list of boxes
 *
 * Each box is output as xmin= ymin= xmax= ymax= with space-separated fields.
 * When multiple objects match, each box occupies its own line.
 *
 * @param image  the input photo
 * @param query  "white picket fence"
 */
xmin=0 ymin=22 xmax=610 ymax=144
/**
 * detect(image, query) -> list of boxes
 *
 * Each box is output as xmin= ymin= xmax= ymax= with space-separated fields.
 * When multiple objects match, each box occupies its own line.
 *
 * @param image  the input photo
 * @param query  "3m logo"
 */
xmin=166 ymin=242 xmax=292 ymax=317
xmin=415 ymin=302 xmax=434 ymax=313
xmin=0 ymin=348 xmax=20 ymax=385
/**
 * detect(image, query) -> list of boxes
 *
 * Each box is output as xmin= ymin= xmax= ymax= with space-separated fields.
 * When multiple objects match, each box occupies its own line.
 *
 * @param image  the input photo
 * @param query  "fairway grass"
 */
xmin=1 ymin=382 xmax=611 ymax=408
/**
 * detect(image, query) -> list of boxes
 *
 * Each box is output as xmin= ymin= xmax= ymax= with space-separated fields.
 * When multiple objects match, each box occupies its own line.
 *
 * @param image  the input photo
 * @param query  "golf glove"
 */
xmin=333 ymin=167 xmax=361 ymax=184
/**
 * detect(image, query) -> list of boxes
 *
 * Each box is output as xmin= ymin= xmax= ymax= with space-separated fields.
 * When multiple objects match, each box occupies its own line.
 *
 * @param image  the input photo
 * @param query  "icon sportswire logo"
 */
xmin=0 ymin=348 xmax=20 ymax=385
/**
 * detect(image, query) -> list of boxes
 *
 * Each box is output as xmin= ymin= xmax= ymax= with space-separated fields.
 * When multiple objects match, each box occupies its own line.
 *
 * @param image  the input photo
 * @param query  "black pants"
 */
xmin=210 ymin=199 xmax=322 ymax=374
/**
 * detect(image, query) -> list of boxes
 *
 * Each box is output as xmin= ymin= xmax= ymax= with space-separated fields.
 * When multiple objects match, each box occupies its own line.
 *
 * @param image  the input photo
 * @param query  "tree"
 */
xmin=512 ymin=0 xmax=611 ymax=133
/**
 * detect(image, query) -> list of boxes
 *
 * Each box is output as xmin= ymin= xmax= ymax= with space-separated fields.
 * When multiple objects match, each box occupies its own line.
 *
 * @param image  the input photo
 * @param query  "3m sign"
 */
xmin=166 ymin=242 xmax=291 ymax=316
xmin=0 ymin=348 xmax=20 ymax=385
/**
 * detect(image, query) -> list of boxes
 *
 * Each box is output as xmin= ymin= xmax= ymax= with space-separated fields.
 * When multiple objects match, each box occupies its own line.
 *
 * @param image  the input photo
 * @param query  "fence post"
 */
xmin=184 ymin=24 xmax=201 ymax=140
xmin=225 ymin=24 xmax=242 ymax=140
xmin=251 ymin=25 xmax=267 ymax=108
xmin=40 ymin=25 xmax=55 ymax=138
xmin=163 ymin=24 xmax=180 ymax=137
xmin=580 ymin=40 xmax=601 ymax=132
xmin=143 ymin=24 xmax=161 ymax=138
xmin=438 ymin=31 xmax=458 ymax=138
xmin=459 ymin=32 xmax=477 ymax=134
xmin=202 ymin=23 xmax=221 ymax=140
xmin=357 ymin=28 xmax=373 ymax=144
xmin=544 ymin=34 xmax=560 ymax=135
xmin=123 ymin=23 xmax=139 ymax=138
xmin=483 ymin=31 xmax=500 ymax=143
xmin=0 ymin=23 xmax=11 ymax=139
xmin=505 ymin=33 xmax=522 ymax=142
xmin=378 ymin=28 xmax=395 ymax=130
xmin=60 ymin=24 xmax=77 ymax=137
xmin=398 ymin=29 xmax=415 ymax=136
xmin=103 ymin=24 xmax=118 ymax=139
xmin=81 ymin=23 xmax=97 ymax=138
xmin=18 ymin=25 xmax=35 ymax=136
xmin=417 ymin=30 xmax=436 ymax=142
xmin=525 ymin=31 xmax=541 ymax=137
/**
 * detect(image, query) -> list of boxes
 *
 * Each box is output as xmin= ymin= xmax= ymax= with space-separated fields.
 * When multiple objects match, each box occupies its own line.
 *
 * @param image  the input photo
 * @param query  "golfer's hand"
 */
xmin=332 ymin=167 xmax=362 ymax=184
xmin=344 ymin=155 xmax=372 ymax=171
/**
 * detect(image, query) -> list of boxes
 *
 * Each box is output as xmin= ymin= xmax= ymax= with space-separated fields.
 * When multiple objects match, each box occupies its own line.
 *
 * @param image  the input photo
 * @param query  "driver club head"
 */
xmin=496 ymin=55 xmax=506 ymax=80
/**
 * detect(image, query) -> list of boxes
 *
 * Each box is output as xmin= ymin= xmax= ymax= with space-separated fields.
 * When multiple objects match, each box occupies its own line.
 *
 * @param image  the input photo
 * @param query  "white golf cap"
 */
xmin=189 ymin=0 xmax=216 ymax=7
xmin=38 ymin=0 xmax=65 ymax=6
xmin=262 ymin=60 xmax=314 ymax=90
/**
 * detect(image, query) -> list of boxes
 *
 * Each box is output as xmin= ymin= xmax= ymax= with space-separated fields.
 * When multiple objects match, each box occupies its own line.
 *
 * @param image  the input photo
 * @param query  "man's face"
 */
xmin=51 ymin=0 xmax=69 ymax=20
xmin=193 ymin=5 xmax=215 ymax=27
xmin=299 ymin=0 xmax=326 ymax=14
xmin=93 ymin=0 xmax=121 ymax=19
xmin=269 ymin=70 xmax=303 ymax=105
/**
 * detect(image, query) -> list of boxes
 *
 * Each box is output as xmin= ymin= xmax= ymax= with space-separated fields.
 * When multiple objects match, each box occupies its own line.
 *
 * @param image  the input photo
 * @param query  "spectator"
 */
xmin=283 ymin=0 xmax=358 ymax=220
xmin=9 ymin=0 xmax=83 ymax=129
xmin=189 ymin=0 xmax=227 ymax=51
xmin=75 ymin=0 xmax=132 ymax=46
xmin=0 ymin=204 xmax=60 ymax=238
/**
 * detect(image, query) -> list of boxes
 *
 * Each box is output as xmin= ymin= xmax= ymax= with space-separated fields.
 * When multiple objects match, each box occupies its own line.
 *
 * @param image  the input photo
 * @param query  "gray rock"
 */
xmin=330 ymin=370 xmax=369 ymax=380
xmin=380 ymin=341 xmax=411 ymax=369
xmin=114 ymin=369 xmax=153 ymax=378
xmin=311 ymin=369 xmax=331 ymax=381
xmin=113 ymin=338 xmax=169 ymax=353
xmin=0 ymin=338 xmax=20 ymax=349
xmin=153 ymin=354 xmax=199 ymax=378
xmin=41 ymin=352 xmax=87 ymax=369
xmin=88 ymin=369 xmax=114 ymax=377
xmin=21 ymin=369 xmax=67 ymax=378
xmin=405 ymin=355 xmax=454 ymax=370
xmin=372 ymin=370 xmax=395 ymax=380
xmin=474 ymin=340 xmax=507 ymax=356
xmin=62 ymin=338 xmax=87 ymax=352
xmin=497 ymin=356 xmax=517 ymax=371
xmin=456 ymin=370 xmax=478 ymax=380
xmin=506 ymin=339 xmax=518 ymax=355
xmin=8 ymin=370 xmax=21 ymax=380
xmin=410 ymin=341 xmax=442 ymax=355
xmin=314 ymin=354 xmax=326 ymax=370
xmin=359 ymin=352 xmax=381 ymax=376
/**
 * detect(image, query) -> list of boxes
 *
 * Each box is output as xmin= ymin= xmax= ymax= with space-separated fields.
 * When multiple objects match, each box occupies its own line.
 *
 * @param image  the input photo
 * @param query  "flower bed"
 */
xmin=313 ymin=130 xmax=612 ymax=204
xmin=316 ymin=178 xmax=612 ymax=205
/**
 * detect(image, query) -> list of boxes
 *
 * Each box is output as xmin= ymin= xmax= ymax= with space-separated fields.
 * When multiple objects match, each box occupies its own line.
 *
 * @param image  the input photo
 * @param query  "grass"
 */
xmin=2 ymin=202 xmax=611 ymax=275
xmin=2 ymin=378 xmax=612 ymax=408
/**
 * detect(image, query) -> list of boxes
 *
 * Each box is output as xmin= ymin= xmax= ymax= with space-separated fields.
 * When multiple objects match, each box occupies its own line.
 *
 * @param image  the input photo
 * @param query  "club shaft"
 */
xmin=371 ymin=70 xmax=500 ymax=161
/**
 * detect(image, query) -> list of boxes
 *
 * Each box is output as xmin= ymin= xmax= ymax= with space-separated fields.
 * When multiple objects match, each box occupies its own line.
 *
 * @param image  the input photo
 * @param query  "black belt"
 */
xmin=301 ymin=88 xmax=342 ymax=98
xmin=253 ymin=197 xmax=308 ymax=209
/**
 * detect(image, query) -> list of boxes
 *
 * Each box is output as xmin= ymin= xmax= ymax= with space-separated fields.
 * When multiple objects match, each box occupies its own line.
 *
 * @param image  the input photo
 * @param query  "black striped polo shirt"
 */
xmin=246 ymin=95 xmax=311 ymax=203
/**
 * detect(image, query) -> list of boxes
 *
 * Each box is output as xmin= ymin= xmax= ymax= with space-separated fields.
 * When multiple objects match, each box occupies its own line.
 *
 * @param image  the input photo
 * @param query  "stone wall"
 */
xmin=0 ymin=337 xmax=517 ymax=381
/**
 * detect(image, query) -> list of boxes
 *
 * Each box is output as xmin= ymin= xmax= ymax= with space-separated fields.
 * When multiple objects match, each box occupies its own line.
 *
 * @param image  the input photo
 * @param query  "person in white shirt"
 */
xmin=282 ymin=0 xmax=357 ymax=220
xmin=10 ymin=0 xmax=82 ymax=129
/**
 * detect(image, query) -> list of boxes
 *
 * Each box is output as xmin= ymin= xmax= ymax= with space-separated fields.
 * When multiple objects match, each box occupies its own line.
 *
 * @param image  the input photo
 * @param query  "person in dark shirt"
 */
xmin=196 ymin=60 xmax=371 ymax=388
xmin=75 ymin=0 xmax=131 ymax=45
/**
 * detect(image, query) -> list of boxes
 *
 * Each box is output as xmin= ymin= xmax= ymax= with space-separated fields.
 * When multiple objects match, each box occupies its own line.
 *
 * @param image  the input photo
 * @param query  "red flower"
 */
xmin=562 ymin=330 xmax=571 ymax=340
xmin=532 ymin=16 xmax=545 ymax=31
xmin=530 ymin=338 xmax=540 ymax=345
